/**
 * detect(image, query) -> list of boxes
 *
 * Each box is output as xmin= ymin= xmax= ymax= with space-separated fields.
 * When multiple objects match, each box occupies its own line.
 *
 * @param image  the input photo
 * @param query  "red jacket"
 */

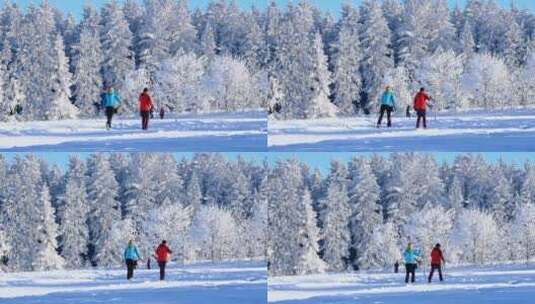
xmin=155 ymin=244 xmax=172 ymax=262
xmin=139 ymin=93 xmax=153 ymax=112
xmin=414 ymin=92 xmax=431 ymax=110
xmin=430 ymin=247 xmax=444 ymax=265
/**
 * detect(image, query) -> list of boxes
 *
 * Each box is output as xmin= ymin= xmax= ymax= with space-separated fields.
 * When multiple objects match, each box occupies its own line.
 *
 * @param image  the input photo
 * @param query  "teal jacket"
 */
xmin=101 ymin=92 xmax=121 ymax=109
xmin=403 ymin=248 xmax=420 ymax=264
xmin=380 ymin=91 xmax=396 ymax=108
xmin=124 ymin=245 xmax=141 ymax=261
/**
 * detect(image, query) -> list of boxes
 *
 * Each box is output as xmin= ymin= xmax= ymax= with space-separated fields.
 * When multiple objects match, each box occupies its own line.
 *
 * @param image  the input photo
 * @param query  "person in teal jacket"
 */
xmin=101 ymin=86 xmax=122 ymax=130
xmin=377 ymin=86 xmax=397 ymax=128
xmin=124 ymin=240 xmax=141 ymax=280
xmin=403 ymin=243 xmax=421 ymax=283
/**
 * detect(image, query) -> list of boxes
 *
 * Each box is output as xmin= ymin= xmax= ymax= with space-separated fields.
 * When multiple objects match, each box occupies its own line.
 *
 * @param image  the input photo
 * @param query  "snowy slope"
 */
xmin=268 ymin=264 xmax=535 ymax=304
xmin=0 ymin=110 xmax=267 ymax=152
xmin=269 ymin=109 xmax=535 ymax=151
xmin=0 ymin=261 xmax=267 ymax=304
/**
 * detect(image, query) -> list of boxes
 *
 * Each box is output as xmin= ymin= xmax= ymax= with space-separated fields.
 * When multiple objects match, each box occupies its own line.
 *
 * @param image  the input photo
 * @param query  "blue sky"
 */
xmin=14 ymin=0 xmax=535 ymax=18
xmin=2 ymin=152 xmax=535 ymax=174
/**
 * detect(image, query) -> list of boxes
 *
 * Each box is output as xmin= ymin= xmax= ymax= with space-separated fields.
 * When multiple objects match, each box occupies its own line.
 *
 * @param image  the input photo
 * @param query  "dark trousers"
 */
xmin=405 ymin=263 xmax=417 ymax=283
xmin=106 ymin=107 xmax=115 ymax=128
xmin=126 ymin=259 xmax=136 ymax=280
xmin=377 ymin=105 xmax=393 ymax=127
xmin=428 ymin=264 xmax=443 ymax=282
xmin=141 ymin=111 xmax=150 ymax=130
xmin=158 ymin=261 xmax=167 ymax=280
xmin=416 ymin=109 xmax=427 ymax=128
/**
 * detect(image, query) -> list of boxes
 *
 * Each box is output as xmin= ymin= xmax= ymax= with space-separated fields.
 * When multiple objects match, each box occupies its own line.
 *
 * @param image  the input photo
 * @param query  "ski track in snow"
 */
xmin=0 ymin=110 xmax=267 ymax=152
xmin=268 ymin=109 xmax=535 ymax=151
xmin=268 ymin=264 xmax=535 ymax=304
xmin=0 ymin=261 xmax=267 ymax=304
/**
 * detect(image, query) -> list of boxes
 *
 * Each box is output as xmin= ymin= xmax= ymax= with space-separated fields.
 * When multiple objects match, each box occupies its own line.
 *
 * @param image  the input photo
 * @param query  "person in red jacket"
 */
xmin=155 ymin=240 xmax=172 ymax=280
xmin=139 ymin=88 xmax=154 ymax=130
xmin=413 ymin=88 xmax=432 ymax=129
xmin=428 ymin=243 xmax=446 ymax=283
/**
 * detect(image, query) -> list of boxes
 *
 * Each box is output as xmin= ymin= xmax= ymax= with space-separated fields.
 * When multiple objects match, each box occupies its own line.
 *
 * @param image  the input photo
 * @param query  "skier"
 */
xmin=124 ymin=240 xmax=141 ymax=280
xmin=428 ymin=243 xmax=446 ymax=283
xmin=394 ymin=261 xmax=400 ymax=273
xmin=377 ymin=86 xmax=396 ymax=128
xmin=101 ymin=86 xmax=122 ymax=130
xmin=139 ymin=88 xmax=154 ymax=130
xmin=413 ymin=88 xmax=433 ymax=129
xmin=155 ymin=240 xmax=173 ymax=280
xmin=147 ymin=257 xmax=151 ymax=270
xmin=403 ymin=243 xmax=420 ymax=284
xmin=406 ymin=105 xmax=411 ymax=118
xmin=159 ymin=107 xmax=165 ymax=120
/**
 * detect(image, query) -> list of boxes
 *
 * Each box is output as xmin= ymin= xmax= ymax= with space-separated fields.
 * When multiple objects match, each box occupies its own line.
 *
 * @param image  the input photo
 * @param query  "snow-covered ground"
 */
xmin=268 ymin=264 xmax=535 ymax=304
xmin=269 ymin=109 xmax=535 ymax=151
xmin=0 ymin=110 xmax=267 ymax=152
xmin=0 ymin=261 xmax=266 ymax=304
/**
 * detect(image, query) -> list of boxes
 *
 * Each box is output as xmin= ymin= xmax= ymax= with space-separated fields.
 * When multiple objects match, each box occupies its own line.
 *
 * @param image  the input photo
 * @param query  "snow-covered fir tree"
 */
xmin=72 ymin=26 xmax=103 ymax=117
xmin=100 ymin=1 xmax=135 ymax=91
xmin=359 ymin=0 xmax=394 ymax=110
xmin=58 ymin=156 xmax=90 ymax=269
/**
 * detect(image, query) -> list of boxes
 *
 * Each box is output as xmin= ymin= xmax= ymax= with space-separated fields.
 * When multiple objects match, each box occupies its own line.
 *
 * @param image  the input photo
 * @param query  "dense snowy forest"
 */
xmin=268 ymin=154 xmax=535 ymax=276
xmin=0 ymin=153 xmax=267 ymax=272
xmin=2 ymin=1 xmax=535 ymax=121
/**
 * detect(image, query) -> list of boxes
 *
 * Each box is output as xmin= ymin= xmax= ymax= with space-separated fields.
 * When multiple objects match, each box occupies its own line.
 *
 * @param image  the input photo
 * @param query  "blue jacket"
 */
xmin=124 ymin=245 xmax=141 ymax=261
xmin=403 ymin=248 xmax=420 ymax=264
xmin=380 ymin=91 xmax=396 ymax=108
xmin=101 ymin=92 xmax=121 ymax=109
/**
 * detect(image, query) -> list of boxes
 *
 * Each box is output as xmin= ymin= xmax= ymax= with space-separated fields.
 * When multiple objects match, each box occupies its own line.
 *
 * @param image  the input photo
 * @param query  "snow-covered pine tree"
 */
xmin=296 ymin=189 xmax=327 ymax=274
xmin=200 ymin=21 xmax=217 ymax=60
xmin=32 ymin=183 xmax=65 ymax=271
xmin=459 ymin=21 xmax=476 ymax=57
xmin=137 ymin=0 xmax=174 ymax=73
xmin=347 ymin=157 xmax=382 ymax=270
xmin=170 ymin=0 xmax=198 ymax=55
xmin=319 ymin=161 xmax=350 ymax=272
xmin=72 ymin=26 xmax=103 ymax=117
xmin=331 ymin=4 xmax=361 ymax=115
xmin=86 ymin=153 xmax=122 ymax=267
xmin=359 ymin=0 xmax=394 ymax=110
xmin=185 ymin=170 xmax=203 ymax=213
xmin=100 ymin=1 xmax=135 ymax=92
xmin=46 ymin=34 xmax=78 ymax=120
xmin=307 ymin=32 xmax=336 ymax=118
xmin=58 ymin=156 xmax=90 ymax=269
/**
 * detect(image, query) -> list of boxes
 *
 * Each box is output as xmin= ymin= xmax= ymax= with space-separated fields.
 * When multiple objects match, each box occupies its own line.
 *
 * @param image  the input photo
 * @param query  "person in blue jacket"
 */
xmin=403 ymin=243 xmax=421 ymax=283
xmin=377 ymin=86 xmax=397 ymax=128
xmin=124 ymin=240 xmax=141 ymax=280
xmin=101 ymin=86 xmax=122 ymax=130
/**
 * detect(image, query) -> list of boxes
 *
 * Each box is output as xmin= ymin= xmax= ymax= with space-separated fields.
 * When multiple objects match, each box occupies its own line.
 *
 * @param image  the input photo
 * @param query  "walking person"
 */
xmin=101 ymin=86 xmax=122 ymax=130
xmin=428 ymin=243 xmax=446 ymax=283
xmin=155 ymin=240 xmax=172 ymax=281
xmin=139 ymin=88 xmax=154 ymax=130
xmin=403 ymin=243 xmax=420 ymax=284
xmin=377 ymin=86 xmax=397 ymax=128
xmin=124 ymin=240 xmax=141 ymax=280
xmin=413 ymin=88 xmax=433 ymax=129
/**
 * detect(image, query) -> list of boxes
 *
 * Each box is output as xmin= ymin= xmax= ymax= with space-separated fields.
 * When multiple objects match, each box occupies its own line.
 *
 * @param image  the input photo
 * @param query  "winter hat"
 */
xmin=435 ymin=243 xmax=441 ymax=248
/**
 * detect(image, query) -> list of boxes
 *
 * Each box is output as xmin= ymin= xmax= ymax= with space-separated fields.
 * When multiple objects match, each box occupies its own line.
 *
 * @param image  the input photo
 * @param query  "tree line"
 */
xmin=2 ymin=0 xmax=535 ymax=121
xmin=0 ymin=153 xmax=267 ymax=272
xmin=268 ymin=153 xmax=535 ymax=276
